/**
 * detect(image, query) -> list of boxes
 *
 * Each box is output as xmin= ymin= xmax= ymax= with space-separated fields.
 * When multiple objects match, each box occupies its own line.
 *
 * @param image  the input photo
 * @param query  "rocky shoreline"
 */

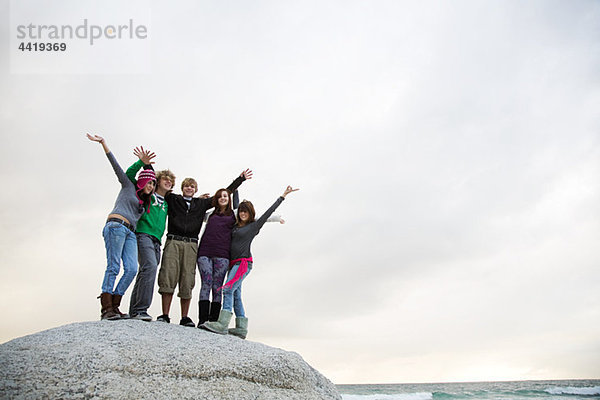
xmin=0 ymin=320 xmax=341 ymax=400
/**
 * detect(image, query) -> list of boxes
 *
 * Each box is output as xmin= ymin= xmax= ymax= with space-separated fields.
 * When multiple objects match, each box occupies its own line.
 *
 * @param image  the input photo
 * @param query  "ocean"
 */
xmin=336 ymin=380 xmax=600 ymax=400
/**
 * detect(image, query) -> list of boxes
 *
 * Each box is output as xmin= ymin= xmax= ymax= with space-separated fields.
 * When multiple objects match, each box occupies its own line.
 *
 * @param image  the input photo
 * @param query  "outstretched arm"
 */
xmin=267 ymin=214 xmax=285 ymax=224
xmin=233 ymin=190 xmax=240 ymax=210
xmin=233 ymin=189 xmax=282 ymax=223
xmin=134 ymin=146 xmax=156 ymax=166
xmin=87 ymin=133 xmax=110 ymax=154
xmin=87 ymin=133 xmax=127 ymax=185
xmin=254 ymin=186 xmax=299 ymax=232
xmin=281 ymin=185 xmax=299 ymax=198
xmin=225 ymin=168 xmax=253 ymax=194
xmin=126 ymin=147 xmax=156 ymax=184
xmin=200 ymin=169 xmax=253 ymax=210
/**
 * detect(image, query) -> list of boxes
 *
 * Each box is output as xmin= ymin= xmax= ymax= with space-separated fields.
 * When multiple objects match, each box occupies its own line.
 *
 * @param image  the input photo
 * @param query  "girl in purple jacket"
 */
xmin=196 ymin=188 xmax=238 ymax=326
xmin=196 ymin=185 xmax=284 ymax=327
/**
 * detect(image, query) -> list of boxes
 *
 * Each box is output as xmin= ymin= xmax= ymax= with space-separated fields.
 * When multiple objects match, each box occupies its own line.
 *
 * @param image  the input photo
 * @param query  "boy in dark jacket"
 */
xmin=156 ymin=169 xmax=252 ymax=326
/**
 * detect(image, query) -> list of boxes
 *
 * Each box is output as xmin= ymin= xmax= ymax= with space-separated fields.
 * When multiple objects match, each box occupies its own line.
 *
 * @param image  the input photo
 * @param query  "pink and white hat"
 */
xmin=136 ymin=169 xmax=156 ymax=190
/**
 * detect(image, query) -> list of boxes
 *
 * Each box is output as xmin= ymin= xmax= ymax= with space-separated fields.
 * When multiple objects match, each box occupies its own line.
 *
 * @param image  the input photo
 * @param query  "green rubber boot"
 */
xmin=228 ymin=317 xmax=248 ymax=339
xmin=201 ymin=310 xmax=232 ymax=335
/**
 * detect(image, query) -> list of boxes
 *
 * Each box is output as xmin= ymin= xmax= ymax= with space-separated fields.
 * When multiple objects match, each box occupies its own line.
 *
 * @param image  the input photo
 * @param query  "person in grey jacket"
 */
xmin=201 ymin=185 xmax=299 ymax=339
xmin=87 ymin=134 xmax=157 ymax=320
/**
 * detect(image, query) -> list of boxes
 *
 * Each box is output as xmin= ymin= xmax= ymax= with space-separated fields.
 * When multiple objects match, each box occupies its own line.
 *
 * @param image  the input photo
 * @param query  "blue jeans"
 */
xmin=129 ymin=233 xmax=161 ymax=315
xmin=101 ymin=221 xmax=138 ymax=296
xmin=222 ymin=261 xmax=252 ymax=317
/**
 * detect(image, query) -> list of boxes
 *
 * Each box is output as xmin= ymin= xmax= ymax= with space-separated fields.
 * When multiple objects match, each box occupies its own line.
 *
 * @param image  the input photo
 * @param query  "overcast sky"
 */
xmin=1 ymin=0 xmax=599 ymax=384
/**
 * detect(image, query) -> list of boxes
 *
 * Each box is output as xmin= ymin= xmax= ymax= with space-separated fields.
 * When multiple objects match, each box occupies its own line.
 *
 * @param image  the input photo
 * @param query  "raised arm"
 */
xmin=225 ymin=169 xmax=253 ymax=194
xmin=203 ymin=169 xmax=253 ymax=206
xmin=233 ymin=190 xmax=240 ymax=210
xmin=254 ymin=198 xmax=284 ymax=233
xmin=126 ymin=147 xmax=156 ymax=184
xmin=281 ymin=185 xmax=299 ymax=199
xmin=254 ymin=186 xmax=299 ymax=232
xmin=87 ymin=133 xmax=127 ymax=186
xmin=87 ymin=133 xmax=109 ymax=153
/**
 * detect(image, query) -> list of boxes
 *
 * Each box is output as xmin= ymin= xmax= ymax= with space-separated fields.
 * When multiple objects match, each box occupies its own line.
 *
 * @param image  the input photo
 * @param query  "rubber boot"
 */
xmin=112 ymin=294 xmax=129 ymax=319
xmin=201 ymin=310 xmax=232 ymax=335
xmin=197 ymin=300 xmax=210 ymax=327
xmin=99 ymin=293 xmax=119 ymax=320
xmin=228 ymin=317 xmax=248 ymax=339
xmin=209 ymin=301 xmax=221 ymax=322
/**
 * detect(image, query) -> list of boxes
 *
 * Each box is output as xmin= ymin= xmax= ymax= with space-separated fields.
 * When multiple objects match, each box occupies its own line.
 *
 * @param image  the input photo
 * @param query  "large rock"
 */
xmin=0 ymin=320 xmax=341 ymax=400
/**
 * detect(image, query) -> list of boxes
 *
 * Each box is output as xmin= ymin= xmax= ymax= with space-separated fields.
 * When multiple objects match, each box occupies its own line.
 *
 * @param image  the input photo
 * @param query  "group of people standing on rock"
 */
xmin=87 ymin=134 xmax=298 ymax=339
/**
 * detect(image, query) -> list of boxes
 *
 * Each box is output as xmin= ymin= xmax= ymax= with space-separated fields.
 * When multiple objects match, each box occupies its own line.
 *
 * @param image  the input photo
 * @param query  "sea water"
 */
xmin=337 ymin=379 xmax=600 ymax=400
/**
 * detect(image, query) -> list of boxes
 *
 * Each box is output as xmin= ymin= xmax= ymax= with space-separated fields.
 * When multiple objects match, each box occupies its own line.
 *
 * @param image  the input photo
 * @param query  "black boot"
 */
xmin=197 ymin=300 xmax=210 ymax=327
xmin=209 ymin=302 xmax=221 ymax=322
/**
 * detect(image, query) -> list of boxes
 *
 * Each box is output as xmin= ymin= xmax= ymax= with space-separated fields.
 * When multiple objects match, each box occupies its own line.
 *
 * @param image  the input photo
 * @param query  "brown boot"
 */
xmin=99 ymin=293 xmax=119 ymax=320
xmin=112 ymin=294 xmax=129 ymax=319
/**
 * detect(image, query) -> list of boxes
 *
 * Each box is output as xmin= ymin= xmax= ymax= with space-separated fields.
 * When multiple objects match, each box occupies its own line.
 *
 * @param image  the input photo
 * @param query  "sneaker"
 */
xmin=180 ymin=316 xmax=195 ymax=327
xmin=156 ymin=314 xmax=170 ymax=323
xmin=132 ymin=312 xmax=153 ymax=322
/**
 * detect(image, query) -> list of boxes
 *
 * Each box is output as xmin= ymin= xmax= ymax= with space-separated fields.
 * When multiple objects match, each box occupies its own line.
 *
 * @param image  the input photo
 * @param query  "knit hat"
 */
xmin=136 ymin=169 xmax=157 ymax=190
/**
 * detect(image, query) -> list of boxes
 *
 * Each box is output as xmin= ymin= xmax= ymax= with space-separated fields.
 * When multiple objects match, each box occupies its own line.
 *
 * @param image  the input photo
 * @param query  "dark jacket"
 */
xmin=165 ymin=176 xmax=245 ymax=239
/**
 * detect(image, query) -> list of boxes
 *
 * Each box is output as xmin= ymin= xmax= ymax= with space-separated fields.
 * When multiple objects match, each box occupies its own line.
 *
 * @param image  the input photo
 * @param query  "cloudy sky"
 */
xmin=1 ymin=0 xmax=599 ymax=384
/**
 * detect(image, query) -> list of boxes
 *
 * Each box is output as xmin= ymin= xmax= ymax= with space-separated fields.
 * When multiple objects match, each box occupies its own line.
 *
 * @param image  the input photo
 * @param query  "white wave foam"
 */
xmin=545 ymin=385 xmax=600 ymax=396
xmin=341 ymin=393 xmax=433 ymax=400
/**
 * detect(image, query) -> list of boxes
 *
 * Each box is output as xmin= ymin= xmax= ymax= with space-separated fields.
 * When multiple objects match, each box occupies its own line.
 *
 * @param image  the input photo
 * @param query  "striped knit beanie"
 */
xmin=136 ymin=169 xmax=157 ymax=190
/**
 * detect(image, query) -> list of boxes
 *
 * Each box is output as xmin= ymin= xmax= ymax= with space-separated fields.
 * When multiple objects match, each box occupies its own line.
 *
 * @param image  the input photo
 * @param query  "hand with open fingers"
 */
xmin=87 ymin=133 xmax=104 ymax=143
xmin=241 ymin=169 xmax=253 ymax=180
xmin=134 ymin=146 xmax=156 ymax=165
xmin=282 ymin=186 xmax=299 ymax=198
xmin=199 ymin=193 xmax=210 ymax=199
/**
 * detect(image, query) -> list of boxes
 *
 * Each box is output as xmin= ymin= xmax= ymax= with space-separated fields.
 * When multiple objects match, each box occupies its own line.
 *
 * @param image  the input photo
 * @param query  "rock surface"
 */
xmin=0 ymin=320 xmax=341 ymax=400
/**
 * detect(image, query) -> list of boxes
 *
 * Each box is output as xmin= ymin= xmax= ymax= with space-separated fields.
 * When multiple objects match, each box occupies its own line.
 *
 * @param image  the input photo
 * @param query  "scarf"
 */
xmin=220 ymin=257 xmax=253 ymax=289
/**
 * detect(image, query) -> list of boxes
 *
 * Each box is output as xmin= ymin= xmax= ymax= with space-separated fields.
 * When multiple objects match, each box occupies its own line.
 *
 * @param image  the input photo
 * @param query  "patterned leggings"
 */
xmin=197 ymin=256 xmax=229 ymax=303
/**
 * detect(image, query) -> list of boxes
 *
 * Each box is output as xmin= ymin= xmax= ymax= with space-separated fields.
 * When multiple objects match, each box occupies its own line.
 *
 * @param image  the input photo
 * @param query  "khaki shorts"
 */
xmin=157 ymin=239 xmax=198 ymax=299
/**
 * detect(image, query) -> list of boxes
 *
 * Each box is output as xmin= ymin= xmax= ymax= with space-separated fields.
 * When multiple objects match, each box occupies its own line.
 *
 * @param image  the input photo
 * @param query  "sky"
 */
xmin=1 ymin=0 xmax=599 ymax=385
